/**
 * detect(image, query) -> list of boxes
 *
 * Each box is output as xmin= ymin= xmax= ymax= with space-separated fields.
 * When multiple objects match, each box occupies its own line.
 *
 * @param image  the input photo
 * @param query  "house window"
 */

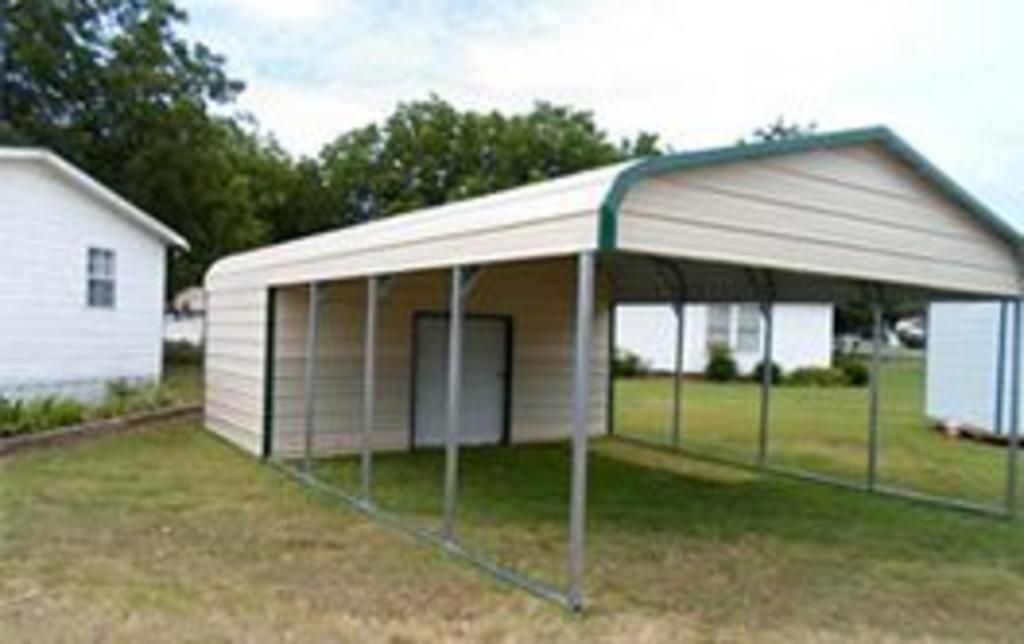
xmin=736 ymin=304 xmax=762 ymax=353
xmin=706 ymin=304 xmax=731 ymax=348
xmin=87 ymin=247 xmax=116 ymax=308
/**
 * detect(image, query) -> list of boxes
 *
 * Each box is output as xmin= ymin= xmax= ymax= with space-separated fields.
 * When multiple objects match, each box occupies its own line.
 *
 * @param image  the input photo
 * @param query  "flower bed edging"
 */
xmin=0 ymin=404 xmax=202 ymax=457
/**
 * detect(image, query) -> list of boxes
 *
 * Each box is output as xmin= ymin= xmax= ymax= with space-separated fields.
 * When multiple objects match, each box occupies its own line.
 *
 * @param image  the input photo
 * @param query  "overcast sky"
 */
xmin=179 ymin=0 xmax=1024 ymax=229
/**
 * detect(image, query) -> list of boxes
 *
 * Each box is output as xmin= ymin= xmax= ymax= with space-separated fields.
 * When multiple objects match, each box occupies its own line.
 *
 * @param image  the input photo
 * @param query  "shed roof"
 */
xmin=208 ymin=126 xmax=1021 ymax=298
xmin=0 ymin=147 xmax=189 ymax=249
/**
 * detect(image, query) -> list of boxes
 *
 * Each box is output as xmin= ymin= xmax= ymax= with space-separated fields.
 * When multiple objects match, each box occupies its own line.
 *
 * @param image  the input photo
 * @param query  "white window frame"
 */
xmin=706 ymin=304 xmax=732 ymax=349
xmin=736 ymin=304 xmax=762 ymax=354
xmin=87 ymin=247 xmax=116 ymax=309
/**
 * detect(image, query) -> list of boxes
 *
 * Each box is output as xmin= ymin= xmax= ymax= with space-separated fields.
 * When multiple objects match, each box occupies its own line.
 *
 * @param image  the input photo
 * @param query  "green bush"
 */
xmin=0 ymin=379 xmax=179 ymax=438
xmin=835 ymin=356 xmax=870 ymax=387
xmin=705 ymin=344 xmax=739 ymax=382
xmin=613 ymin=348 xmax=651 ymax=378
xmin=0 ymin=396 xmax=85 ymax=437
xmin=786 ymin=366 xmax=847 ymax=387
xmin=95 ymin=380 xmax=175 ymax=419
xmin=752 ymin=360 xmax=784 ymax=385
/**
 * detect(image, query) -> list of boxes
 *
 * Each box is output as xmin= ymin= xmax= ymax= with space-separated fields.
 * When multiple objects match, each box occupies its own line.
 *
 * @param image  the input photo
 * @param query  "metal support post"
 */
xmin=303 ymin=282 xmax=322 ymax=475
xmin=442 ymin=266 xmax=466 ymax=541
xmin=360 ymin=276 xmax=380 ymax=503
xmin=671 ymin=301 xmax=685 ymax=447
xmin=867 ymin=298 xmax=883 ymax=490
xmin=994 ymin=301 xmax=1009 ymax=437
xmin=567 ymin=251 xmax=595 ymax=612
xmin=758 ymin=300 xmax=774 ymax=466
xmin=1006 ymin=299 xmax=1021 ymax=516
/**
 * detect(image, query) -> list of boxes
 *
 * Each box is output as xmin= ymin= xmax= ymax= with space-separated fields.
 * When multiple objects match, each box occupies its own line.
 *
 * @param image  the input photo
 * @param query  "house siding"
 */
xmin=0 ymin=161 xmax=167 ymax=399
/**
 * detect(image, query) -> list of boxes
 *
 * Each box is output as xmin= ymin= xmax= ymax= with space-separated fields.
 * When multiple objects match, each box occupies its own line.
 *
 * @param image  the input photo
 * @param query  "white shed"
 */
xmin=927 ymin=302 xmax=1023 ymax=436
xmin=203 ymin=126 xmax=1022 ymax=610
xmin=0 ymin=148 xmax=188 ymax=401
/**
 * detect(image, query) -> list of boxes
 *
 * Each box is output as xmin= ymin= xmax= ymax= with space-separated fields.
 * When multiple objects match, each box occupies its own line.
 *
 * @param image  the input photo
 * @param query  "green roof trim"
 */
xmin=598 ymin=125 xmax=1023 ymax=252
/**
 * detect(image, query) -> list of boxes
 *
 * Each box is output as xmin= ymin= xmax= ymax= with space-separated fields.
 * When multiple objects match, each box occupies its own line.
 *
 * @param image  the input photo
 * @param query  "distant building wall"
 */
xmin=616 ymin=303 xmax=834 ymax=375
xmin=926 ymin=302 xmax=1022 ymax=435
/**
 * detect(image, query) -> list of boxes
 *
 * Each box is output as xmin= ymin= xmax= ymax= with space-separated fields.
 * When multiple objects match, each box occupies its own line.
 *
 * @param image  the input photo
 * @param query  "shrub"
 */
xmin=46 ymin=398 xmax=87 ymax=427
xmin=0 ymin=378 xmax=178 ymax=439
xmin=786 ymin=366 xmax=847 ymax=387
xmin=0 ymin=397 xmax=20 ymax=425
xmin=613 ymin=349 xmax=651 ymax=378
xmin=705 ymin=344 xmax=738 ymax=382
xmin=96 ymin=380 xmax=175 ymax=419
xmin=0 ymin=397 xmax=24 ymax=435
xmin=835 ymin=356 xmax=870 ymax=387
xmin=752 ymin=360 xmax=784 ymax=385
xmin=0 ymin=395 xmax=85 ymax=437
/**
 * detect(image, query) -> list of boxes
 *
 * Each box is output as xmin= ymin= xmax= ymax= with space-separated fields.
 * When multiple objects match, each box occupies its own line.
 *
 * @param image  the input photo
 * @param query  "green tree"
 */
xmin=307 ymin=96 xmax=660 ymax=234
xmin=744 ymin=116 xmax=817 ymax=144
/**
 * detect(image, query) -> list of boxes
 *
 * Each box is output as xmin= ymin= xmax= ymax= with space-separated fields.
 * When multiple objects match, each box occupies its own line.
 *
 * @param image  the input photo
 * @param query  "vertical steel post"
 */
xmin=1006 ymin=299 xmax=1021 ymax=516
xmin=607 ymin=302 xmax=617 ymax=437
xmin=758 ymin=301 xmax=774 ymax=466
xmin=867 ymin=299 xmax=883 ymax=490
xmin=567 ymin=251 xmax=595 ymax=612
xmin=671 ymin=301 xmax=685 ymax=447
xmin=442 ymin=267 xmax=465 ymax=542
xmin=303 ymin=282 xmax=322 ymax=475
xmin=360 ymin=276 xmax=379 ymax=503
xmin=0 ymin=0 xmax=8 ymax=126
xmin=994 ymin=301 xmax=1009 ymax=438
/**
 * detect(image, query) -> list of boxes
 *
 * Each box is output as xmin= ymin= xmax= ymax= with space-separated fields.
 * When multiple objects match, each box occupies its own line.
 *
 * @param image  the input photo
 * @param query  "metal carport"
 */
xmin=204 ymin=126 xmax=1023 ymax=611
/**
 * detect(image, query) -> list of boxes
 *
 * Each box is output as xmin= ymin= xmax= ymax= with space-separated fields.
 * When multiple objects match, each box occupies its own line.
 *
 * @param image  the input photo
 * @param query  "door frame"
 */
xmin=408 ymin=310 xmax=514 ymax=450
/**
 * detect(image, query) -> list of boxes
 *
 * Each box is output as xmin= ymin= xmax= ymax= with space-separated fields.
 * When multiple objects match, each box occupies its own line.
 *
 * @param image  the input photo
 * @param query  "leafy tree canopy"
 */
xmin=291 ymin=96 xmax=660 ymax=239
xmin=0 ymin=1 xmax=663 ymax=290
xmin=744 ymin=116 xmax=818 ymax=144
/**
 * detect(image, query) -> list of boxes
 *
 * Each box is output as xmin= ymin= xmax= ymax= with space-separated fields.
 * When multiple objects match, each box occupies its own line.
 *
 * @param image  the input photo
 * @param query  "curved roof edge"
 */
xmin=0 ymin=147 xmax=189 ymax=249
xmin=598 ymin=125 xmax=1023 ymax=252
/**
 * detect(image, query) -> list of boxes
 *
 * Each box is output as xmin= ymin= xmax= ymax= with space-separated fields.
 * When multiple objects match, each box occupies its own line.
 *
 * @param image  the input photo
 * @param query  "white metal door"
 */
xmin=414 ymin=316 xmax=509 ymax=447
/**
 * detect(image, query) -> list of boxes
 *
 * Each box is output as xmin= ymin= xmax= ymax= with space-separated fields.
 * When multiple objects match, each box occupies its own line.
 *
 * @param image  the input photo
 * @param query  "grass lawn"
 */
xmin=4 ymin=406 xmax=1024 ymax=640
xmin=161 ymin=363 xmax=204 ymax=406
xmin=614 ymin=358 xmax=1017 ymax=507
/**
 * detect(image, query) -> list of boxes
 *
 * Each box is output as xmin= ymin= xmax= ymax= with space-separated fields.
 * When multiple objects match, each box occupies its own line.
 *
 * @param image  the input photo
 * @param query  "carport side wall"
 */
xmin=268 ymin=257 xmax=610 ymax=457
xmin=204 ymin=285 xmax=268 ymax=455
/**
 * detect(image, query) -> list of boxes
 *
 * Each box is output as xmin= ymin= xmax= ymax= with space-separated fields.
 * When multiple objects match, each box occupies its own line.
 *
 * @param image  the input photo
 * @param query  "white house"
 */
xmin=616 ymin=303 xmax=833 ymax=374
xmin=0 ymin=148 xmax=188 ymax=401
xmin=927 ymin=302 xmax=1023 ymax=436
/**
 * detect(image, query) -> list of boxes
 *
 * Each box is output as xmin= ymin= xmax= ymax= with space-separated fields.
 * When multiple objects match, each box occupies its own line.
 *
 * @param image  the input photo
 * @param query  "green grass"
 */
xmin=161 ymin=363 xmax=203 ymax=406
xmin=614 ymin=358 xmax=1015 ymax=506
xmin=4 ymin=416 xmax=1024 ymax=641
xmin=2 ymin=361 xmax=1024 ymax=641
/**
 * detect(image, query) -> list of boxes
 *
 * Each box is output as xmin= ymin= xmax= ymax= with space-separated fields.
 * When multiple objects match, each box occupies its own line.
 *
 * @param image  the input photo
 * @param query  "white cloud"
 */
xmin=180 ymin=0 xmax=1024 ymax=225
xmin=195 ymin=0 xmax=338 ymax=25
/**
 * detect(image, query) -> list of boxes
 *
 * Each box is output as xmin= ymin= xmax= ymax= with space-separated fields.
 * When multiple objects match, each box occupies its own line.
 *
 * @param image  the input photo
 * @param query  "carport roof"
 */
xmin=599 ymin=125 xmax=1021 ymax=252
xmin=208 ymin=126 xmax=1021 ymax=298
